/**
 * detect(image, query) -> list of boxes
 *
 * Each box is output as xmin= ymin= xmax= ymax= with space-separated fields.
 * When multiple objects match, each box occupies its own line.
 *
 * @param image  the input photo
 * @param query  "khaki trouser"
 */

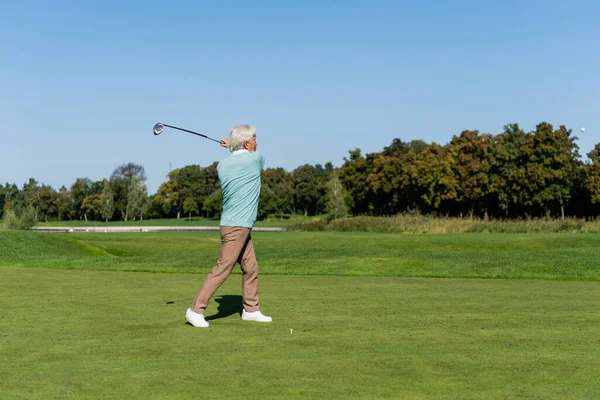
xmin=191 ymin=226 xmax=260 ymax=314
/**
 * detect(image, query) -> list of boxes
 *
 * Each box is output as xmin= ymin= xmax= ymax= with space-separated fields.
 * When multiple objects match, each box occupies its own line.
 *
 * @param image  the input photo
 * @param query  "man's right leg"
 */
xmin=190 ymin=226 xmax=250 ymax=314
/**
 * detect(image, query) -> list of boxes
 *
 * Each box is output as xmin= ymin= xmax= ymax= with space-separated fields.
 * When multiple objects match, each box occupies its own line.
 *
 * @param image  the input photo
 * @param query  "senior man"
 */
xmin=186 ymin=124 xmax=272 ymax=328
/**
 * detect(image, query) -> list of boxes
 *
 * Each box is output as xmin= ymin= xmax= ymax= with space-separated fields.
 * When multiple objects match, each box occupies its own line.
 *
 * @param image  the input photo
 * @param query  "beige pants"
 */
xmin=191 ymin=226 xmax=260 ymax=314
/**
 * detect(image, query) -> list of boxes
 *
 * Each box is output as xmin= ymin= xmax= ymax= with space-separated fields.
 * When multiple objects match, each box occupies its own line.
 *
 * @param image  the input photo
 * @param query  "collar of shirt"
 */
xmin=232 ymin=149 xmax=249 ymax=156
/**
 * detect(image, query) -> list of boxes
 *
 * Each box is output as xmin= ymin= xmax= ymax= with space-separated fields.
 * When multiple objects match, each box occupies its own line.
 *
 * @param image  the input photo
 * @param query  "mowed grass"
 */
xmin=2 ymin=229 xmax=600 ymax=399
xmin=1 ymin=267 xmax=599 ymax=399
xmin=1 ymin=230 xmax=600 ymax=280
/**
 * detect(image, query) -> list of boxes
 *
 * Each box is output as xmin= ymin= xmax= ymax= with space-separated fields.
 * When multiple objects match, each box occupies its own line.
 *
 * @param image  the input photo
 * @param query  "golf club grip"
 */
xmin=163 ymin=124 xmax=221 ymax=144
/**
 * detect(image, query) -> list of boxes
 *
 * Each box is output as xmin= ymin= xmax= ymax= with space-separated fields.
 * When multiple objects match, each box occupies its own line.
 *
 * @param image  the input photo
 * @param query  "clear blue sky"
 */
xmin=2 ymin=0 xmax=598 ymax=194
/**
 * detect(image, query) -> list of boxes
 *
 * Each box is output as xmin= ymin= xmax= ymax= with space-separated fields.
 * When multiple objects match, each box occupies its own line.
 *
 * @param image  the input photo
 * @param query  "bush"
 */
xmin=288 ymin=213 xmax=600 ymax=234
xmin=1 ymin=208 xmax=36 ymax=230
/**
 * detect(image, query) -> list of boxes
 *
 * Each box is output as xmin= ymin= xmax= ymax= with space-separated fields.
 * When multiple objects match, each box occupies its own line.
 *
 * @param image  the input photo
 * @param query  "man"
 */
xmin=186 ymin=124 xmax=272 ymax=328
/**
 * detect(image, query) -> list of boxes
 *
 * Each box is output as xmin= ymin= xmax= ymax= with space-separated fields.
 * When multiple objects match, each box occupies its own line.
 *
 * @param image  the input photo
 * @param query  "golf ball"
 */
xmin=581 ymin=127 xmax=586 ymax=132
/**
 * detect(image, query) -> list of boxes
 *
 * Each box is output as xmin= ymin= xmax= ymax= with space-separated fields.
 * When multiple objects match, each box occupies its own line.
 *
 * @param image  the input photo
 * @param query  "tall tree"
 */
xmin=0 ymin=183 xmax=20 ymax=218
xmin=325 ymin=172 xmax=349 ymax=220
xmin=404 ymin=143 xmax=457 ymax=212
xmin=203 ymin=189 xmax=223 ymax=219
xmin=338 ymin=149 xmax=375 ymax=215
xmin=110 ymin=162 xmax=147 ymax=221
xmin=37 ymin=185 xmax=58 ymax=222
xmin=70 ymin=178 xmax=93 ymax=220
xmin=22 ymin=178 xmax=40 ymax=221
xmin=408 ymin=139 xmax=429 ymax=154
xmin=155 ymin=169 xmax=183 ymax=218
xmin=183 ymin=197 xmax=199 ymax=221
xmin=583 ymin=144 xmax=600 ymax=207
xmin=447 ymin=130 xmax=494 ymax=217
xmin=262 ymin=168 xmax=294 ymax=214
xmin=0 ymin=184 xmax=5 ymax=218
xmin=292 ymin=164 xmax=330 ymax=216
xmin=529 ymin=123 xmax=580 ymax=218
xmin=488 ymin=124 xmax=532 ymax=217
xmin=100 ymin=179 xmax=115 ymax=222
xmin=178 ymin=163 xmax=220 ymax=215
xmin=366 ymin=153 xmax=403 ymax=215
xmin=81 ymin=194 xmax=102 ymax=221
xmin=258 ymin=184 xmax=279 ymax=220
xmin=127 ymin=177 xmax=148 ymax=221
xmin=56 ymin=186 xmax=74 ymax=220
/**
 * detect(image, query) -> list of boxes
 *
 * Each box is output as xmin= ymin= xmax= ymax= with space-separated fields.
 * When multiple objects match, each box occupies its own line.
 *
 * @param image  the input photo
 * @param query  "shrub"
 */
xmin=1 ymin=207 xmax=36 ymax=230
xmin=289 ymin=213 xmax=600 ymax=234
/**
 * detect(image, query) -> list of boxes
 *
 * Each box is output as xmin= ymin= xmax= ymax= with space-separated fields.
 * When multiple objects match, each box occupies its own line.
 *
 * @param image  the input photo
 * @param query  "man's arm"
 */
xmin=253 ymin=151 xmax=265 ymax=170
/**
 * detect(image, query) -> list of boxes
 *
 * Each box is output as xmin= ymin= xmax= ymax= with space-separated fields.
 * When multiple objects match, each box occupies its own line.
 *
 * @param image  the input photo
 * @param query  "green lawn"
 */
xmin=1 ymin=230 xmax=600 ymax=280
xmin=1 ymin=230 xmax=600 ymax=399
xmin=1 ymin=267 xmax=599 ymax=399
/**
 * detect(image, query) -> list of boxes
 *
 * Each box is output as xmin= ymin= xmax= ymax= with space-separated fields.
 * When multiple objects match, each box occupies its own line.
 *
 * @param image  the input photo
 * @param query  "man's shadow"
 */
xmin=205 ymin=295 xmax=243 ymax=321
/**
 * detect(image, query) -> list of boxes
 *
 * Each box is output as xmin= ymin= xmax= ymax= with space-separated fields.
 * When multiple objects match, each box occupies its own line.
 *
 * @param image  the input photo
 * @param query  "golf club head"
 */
xmin=153 ymin=123 xmax=164 ymax=135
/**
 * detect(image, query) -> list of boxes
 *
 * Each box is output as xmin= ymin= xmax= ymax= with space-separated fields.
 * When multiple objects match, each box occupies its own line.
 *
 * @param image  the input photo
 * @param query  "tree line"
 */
xmin=2 ymin=121 xmax=600 ymax=224
xmin=0 ymin=160 xmax=343 ymax=223
xmin=339 ymin=122 xmax=600 ymax=219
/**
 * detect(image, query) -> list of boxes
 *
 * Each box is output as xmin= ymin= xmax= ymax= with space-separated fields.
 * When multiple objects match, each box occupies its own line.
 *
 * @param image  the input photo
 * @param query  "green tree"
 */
xmin=146 ymin=194 xmax=163 ymax=219
xmin=81 ymin=194 xmax=101 ymax=221
xmin=325 ymin=172 xmax=349 ymax=220
xmin=529 ymin=123 xmax=580 ymax=218
xmin=258 ymin=184 xmax=279 ymax=220
xmin=37 ymin=185 xmax=58 ymax=222
xmin=292 ymin=164 xmax=330 ymax=216
xmin=183 ymin=197 xmax=199 ymax=221
xmin=22 ymin=178 xmax=40 ymax=221
xmin=100 ymin=179 xmax=115 ymax=222
xmin=127 ymin=177 xmax=148 ymax=221
xmin=203 ymin=189 xmax=223 ymax=219
xmin=365 ymin=138 xmax=413 ymax=215
xmin=1 ymin=206 xmax=36 ymax=229
xmin=56 ymin=186 xmax=74 ymax=221
xmin=0 ymin=184 xmax=5 ymax=218
xmin=583 ymin=144 xmax=600 ymax=205
xmin=488 ymin=124 xmax=532 ymax=217
xmin=0 ymin=183 xmax=19 ymax=219
xmin=110 ymin=162 xmax=147 ymax=221
xmin=178 ymin=163 xmax=220 ymax=215
xmin=70 ymin=178 xmax=93 ymax=220
xmin=408 ymin=139 xmax=429 ymax=154
xmin=447 ymin=130 xmax=494 ymax=217
xmin=366 ymin=153 xmax=403 ymax=215
xmin=262 ymin=168 xmax=294 ymax=214
xmin=155 ymin=169 xmax=183 ymax=218
xmin=404 ymin=143 xmax=457 ymax=212
xmin=338 ymin=149 xmax=375 ymax=215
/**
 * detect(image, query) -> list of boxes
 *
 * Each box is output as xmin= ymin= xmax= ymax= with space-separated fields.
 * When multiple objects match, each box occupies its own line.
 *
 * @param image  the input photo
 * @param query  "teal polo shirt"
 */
xmin=218 ymin=150 xmax=265 ymax=228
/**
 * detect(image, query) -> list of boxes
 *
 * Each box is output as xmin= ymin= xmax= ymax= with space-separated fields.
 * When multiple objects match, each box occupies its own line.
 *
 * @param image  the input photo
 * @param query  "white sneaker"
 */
xmin=186 ymin=308 xmax=209 ymax=328
xmin=242 ymin=309 xmax=272 ymax=323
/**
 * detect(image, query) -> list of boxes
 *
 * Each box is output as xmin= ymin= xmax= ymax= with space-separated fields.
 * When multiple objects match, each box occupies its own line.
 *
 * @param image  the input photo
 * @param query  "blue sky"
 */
xmin=2 ymin=0 xmax=598 ymax=194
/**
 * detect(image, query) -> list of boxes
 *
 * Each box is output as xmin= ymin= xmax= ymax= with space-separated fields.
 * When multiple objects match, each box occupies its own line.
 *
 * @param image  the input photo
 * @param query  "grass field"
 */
xmin=1 ymin=229 xmax=600 ymax=399
xmin=2 ymin=230 xmax=600 ymax=280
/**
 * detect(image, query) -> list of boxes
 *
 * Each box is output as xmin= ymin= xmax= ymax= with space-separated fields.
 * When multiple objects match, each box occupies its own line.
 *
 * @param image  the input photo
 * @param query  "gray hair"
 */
xmin=228 ymin=124 xmax=256 ymax=152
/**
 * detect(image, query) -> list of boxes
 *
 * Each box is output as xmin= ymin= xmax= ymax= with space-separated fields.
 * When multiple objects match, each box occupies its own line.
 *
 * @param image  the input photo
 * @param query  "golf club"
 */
xmin=153 ymin=123 xmax=222 ymax=144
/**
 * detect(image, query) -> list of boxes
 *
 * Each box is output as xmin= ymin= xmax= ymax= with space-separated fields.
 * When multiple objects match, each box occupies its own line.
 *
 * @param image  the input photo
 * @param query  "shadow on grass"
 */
xmin=205 ymin=295 xmax=243 ymax=321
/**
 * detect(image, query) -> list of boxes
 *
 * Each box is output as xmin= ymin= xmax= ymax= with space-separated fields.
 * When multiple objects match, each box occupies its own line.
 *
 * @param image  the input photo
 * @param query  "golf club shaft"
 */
xmin=163 ymin=124 xmax=221 ymax=143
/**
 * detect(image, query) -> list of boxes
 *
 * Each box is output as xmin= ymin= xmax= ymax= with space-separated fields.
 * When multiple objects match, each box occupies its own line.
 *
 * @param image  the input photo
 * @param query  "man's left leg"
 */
xmin=239 ymin=235 xmax=272 ymax=322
